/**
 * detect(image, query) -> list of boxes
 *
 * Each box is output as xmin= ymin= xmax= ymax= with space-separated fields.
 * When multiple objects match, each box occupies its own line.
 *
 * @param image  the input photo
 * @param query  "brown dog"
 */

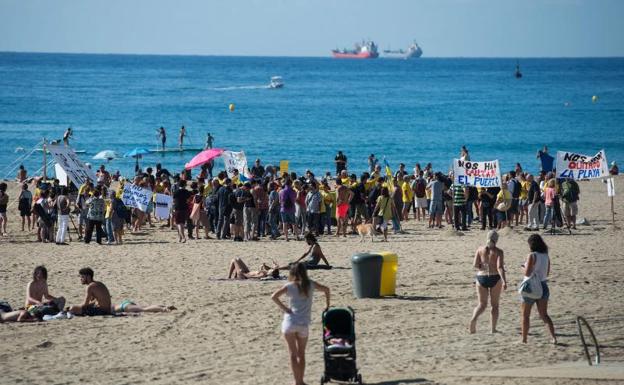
xmin=356 ymin=223 xmax=375 ymax=242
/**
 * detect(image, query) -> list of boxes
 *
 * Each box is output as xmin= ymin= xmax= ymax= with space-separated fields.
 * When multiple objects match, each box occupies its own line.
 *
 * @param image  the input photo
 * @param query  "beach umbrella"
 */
xmin=123 ymin=147 xmax=151 ymax=158
xmin=93 ymin=150 xmax=119 ymax=161
xmin=124 ymin=147 xmax=150 ymax=173
xmin=185 ymin=148 xmax=224 ymax=170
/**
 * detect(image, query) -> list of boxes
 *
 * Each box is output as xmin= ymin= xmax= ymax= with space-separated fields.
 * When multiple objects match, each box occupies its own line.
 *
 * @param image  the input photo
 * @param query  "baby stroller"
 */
xmin=320 ymin=307 xmax=362 ymax=384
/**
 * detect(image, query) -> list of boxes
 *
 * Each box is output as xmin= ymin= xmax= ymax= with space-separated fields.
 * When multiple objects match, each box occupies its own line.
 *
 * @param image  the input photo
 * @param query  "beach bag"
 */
xmin=518 ymin=273 xmax=543 ymax=299
xmin=0 ymin=300 xmax=12 ymax=312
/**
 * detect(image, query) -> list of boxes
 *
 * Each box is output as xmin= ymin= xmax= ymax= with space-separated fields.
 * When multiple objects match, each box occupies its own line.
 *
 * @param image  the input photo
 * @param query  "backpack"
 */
xmin=562 ymin=181 xmax=579 ymax=202
xmin=414 ymin=179 xmax=426 ymax=198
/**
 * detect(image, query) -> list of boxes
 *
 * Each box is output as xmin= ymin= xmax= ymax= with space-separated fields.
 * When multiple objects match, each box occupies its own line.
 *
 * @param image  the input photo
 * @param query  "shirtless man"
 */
xmin=25 ymin=266 xmax=66 ymax=318
xmin=63 ymin=127 xmax=73 ymax=146
xmin=334 ymin=178 xmax=353 ymax=238
xmin=68 ymin=268 xmax=112 ymax=316
xmin=179 ymin=126 xmax=186 ymax=149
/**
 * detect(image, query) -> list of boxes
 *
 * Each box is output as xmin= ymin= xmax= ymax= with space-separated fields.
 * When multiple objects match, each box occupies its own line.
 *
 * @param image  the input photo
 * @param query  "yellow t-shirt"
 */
xmin=104 ymin=200 xmax=112 ymax=219
xmin=520 ymin=181 xmax=529 ymax=200
xmin=401 ymin=182 xmax=413 ymax=203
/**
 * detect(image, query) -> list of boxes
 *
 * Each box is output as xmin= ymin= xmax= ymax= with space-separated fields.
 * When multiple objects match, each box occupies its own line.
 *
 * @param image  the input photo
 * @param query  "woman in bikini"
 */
xmin=469 ymin=230 xmax=507 ymax=334
xmin=227 ymin=258 xmax=280 ymax=280
xmin=290 ymin=233 xmax=330 ymax=268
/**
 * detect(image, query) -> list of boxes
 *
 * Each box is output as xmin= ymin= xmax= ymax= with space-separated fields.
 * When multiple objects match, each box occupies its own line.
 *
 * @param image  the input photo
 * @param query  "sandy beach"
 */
xmin=1 ymin=177 xmax=623 ymax=385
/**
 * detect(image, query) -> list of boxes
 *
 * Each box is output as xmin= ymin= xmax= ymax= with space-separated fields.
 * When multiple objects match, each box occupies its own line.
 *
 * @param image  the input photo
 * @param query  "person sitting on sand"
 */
xmin=112 ymin=300 xmax=176 ymax=314
xmin=227 ymin=258 xmax=280 ymax=280
xmin=469 ymin=230 xmax=507 ymax=334
xmin=290 ymin=232 xmax=330 ymax=268
xmin=25 ymin=266 xmax=66 ymax=319
xmin=68 ymin=268 xmax=112 ymax=316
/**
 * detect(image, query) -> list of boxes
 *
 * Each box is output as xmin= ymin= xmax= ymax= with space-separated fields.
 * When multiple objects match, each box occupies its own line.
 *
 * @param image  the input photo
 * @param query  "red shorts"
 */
xmin=336 ymin=203 xmax=349 ymax=219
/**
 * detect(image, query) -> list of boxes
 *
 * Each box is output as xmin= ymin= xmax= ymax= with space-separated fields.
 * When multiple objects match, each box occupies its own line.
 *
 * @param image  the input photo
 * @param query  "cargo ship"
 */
xmin=382 ymin=42 xmax=423 ymax=59
xmin=332 ymin=40 xmax=379 ymax=59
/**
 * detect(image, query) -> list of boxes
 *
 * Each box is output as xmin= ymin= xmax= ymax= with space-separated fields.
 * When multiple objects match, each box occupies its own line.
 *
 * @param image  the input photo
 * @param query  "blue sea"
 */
xmin=1 ymin=52 xmax=623 ymax=179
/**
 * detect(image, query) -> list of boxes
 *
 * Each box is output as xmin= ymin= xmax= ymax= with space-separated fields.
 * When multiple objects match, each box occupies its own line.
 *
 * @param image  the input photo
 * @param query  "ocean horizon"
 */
xmin=1 ymin=52 xmax=623 ymax=179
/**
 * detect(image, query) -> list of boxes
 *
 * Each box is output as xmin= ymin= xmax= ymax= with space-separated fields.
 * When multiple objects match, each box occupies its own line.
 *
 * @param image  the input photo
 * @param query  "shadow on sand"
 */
xmin=368 ymin=378 xmax=432 ymax=385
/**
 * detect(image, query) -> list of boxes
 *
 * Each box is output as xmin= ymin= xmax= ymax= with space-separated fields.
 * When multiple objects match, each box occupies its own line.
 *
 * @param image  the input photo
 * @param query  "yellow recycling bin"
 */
xmin=378 ymin=251 xmax=398 ymax=296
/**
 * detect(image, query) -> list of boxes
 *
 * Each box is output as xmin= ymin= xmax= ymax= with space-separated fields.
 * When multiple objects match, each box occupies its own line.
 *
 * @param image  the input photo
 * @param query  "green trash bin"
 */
xmin=351 ymin=253 xmax=383 ymax=298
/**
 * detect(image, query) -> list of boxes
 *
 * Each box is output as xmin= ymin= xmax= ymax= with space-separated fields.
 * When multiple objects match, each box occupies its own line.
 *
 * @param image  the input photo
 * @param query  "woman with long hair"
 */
xmin=272 ymin=263 xmax=330 ymax=385
xmin=520 ymin=234 xmax=557 ymax=344
xmin=469 ymin=230 xmax=507 ymax=333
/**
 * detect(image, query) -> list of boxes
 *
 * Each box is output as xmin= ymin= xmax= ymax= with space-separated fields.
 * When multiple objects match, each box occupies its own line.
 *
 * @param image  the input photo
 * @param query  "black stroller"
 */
xmin=320 ymin=307 xmax=362 ymax=384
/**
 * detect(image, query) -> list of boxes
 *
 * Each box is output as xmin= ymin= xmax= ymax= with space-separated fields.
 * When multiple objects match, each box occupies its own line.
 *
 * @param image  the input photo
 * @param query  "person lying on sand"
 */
xmin=25 ymin=265 xmax=66 ymax=319
xmin=112 ymin=300 xmax=176 ymax=314
xmin=227 ymin=258 xmax=280 ymax=280
xmin=68 ymin=267 xmax=112 ymax=316
xmin=1 ymin=309 xmax=36 ymax=323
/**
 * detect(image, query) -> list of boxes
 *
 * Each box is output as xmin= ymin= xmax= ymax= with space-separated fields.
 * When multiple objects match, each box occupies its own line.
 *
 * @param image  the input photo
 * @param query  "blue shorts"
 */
xmin=280 ymin=211 xmax=295 ymax=224
xmin=521 ymin=281 xmax=550 ymax=305
xmin=429 ymin=200 xmax=443 ymax=216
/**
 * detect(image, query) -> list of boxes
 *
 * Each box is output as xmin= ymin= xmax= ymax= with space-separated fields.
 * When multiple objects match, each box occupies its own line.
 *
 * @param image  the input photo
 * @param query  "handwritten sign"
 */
xmin=452 ymin=159 xmax=501 ymax=187
xmin=121 ymin=183 xmax=152 ymax=212
xmin=154 ymin=193 xmax=172 ymax=219
xmin=222 ymin=150 xmax=252 ymax=180
xmin=47 ymin=144 xmax=96 ymax=187
xmin=556 ymin=150 xmax=609 ymax=180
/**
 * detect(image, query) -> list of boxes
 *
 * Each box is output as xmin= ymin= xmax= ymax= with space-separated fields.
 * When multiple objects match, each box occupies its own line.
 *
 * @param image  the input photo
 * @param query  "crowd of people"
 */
xmin=0 ymin=144 xmax=598 ymax=245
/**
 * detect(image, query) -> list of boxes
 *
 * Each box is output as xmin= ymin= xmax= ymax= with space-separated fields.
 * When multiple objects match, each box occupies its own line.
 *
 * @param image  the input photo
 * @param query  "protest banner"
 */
xmin=47 ymin=144 xmax=96 ymax=187
xmin=154 ymin=193 xmax=172 ymax=220
xmin=556 ymin=150 xmax=609 ymax=180
xmin=222 ymin=150 xmax=252 ymax=180
xmin=279 ymin=160 xmax=289 ymax=174
xmin=121 ymin=183 xmax=152 ymax=212
xmin=452 ymin=159 xmax=501 ymax=187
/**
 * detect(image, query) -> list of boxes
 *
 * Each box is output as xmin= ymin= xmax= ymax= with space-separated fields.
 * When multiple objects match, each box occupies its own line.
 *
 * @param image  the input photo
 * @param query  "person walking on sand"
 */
xmin=469 ymin=230 xmax=507 ymax=334
xmin=271 ymin=263 xmax=330 ymax=385
xmin=0 ymin=182 xmax=9 ymax=236
xmin=520 ymin=234 xmax=557 ymax=344
xmin=335 ymin=178 xmax=353 ymax=238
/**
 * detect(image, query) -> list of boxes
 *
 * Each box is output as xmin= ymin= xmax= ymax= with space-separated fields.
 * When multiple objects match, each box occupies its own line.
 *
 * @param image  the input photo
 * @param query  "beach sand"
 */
xmin=1 ymin=177 xmax=623 ymax=385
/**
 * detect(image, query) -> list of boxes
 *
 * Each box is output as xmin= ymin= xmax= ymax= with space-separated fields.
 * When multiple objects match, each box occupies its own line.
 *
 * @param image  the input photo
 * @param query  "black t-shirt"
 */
xmin=251 ymin=165 xmax=265 ymax=178
xmin=172 ymin=188 xmax=191 ymax=211
xmin=217 ymin=186 xmax=232 ymax=210
xmin=241 ymin=189 xmax=255 ymax=208
xmin=527 ymin=180 xmax=540 ymax=203
xmin=335 ymin=154 xmax=347 ymax=172
xmin=350 ymin=182 xmax=365 ymax=204
xmin=232 ymin=189 xmax=245 ymax=210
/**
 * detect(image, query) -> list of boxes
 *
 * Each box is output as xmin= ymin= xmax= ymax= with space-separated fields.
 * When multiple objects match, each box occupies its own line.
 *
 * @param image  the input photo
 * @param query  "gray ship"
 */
xmin=382 ymin=41 xmax=423 ymax=59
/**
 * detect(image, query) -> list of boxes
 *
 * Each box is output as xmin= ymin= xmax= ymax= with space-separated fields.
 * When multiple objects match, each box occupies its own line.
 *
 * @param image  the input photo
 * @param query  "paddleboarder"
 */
xmin=158 ymin=127 xmax=166 ymax=150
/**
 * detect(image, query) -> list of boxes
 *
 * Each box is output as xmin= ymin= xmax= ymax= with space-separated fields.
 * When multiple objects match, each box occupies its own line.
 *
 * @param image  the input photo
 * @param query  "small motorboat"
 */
xmin=269 ymin=76 xmax=284 ymax=89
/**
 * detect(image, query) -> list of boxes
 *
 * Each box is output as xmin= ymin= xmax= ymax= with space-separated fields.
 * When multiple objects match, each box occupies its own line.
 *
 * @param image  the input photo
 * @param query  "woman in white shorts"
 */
xmin=272 ymin=263 xmax=330 ymax=385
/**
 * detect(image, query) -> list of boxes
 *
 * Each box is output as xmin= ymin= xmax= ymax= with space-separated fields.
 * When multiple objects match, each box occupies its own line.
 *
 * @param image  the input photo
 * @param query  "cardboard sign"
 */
xmin=121 ymin=183 xmax=152 ymax=212
xmin=154 ymin=193 xmax=172 ymax=219
xmin=47 ymin=144 xmax=96 ymax=187
xmin=222 ymin=150 xmax=252 ymax=180
xmin=556 ymin=150 xmax=609 ymax=180
xmin=452 ymin=159 xmax=502 ymax=187
xmin=607 ymin=178 xmax=615 ymax=197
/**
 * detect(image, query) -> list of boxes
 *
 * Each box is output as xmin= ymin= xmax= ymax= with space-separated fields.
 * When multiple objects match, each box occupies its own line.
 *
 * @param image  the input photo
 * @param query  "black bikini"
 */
xmin=476 ymin=274 xmax=501 ymax=288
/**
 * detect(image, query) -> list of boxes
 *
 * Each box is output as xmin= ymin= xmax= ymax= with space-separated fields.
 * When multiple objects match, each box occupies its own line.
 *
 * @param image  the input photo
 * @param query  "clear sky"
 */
xmin=1 ymin=0 xmax=623 ymax=57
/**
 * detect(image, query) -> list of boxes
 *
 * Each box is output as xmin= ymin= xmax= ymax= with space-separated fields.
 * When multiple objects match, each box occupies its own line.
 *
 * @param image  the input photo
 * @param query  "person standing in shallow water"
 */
xmin=334 ymin=151 xmax=347 ymax=176
xmin=469 ymin=230 xmax=507 ymax=334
